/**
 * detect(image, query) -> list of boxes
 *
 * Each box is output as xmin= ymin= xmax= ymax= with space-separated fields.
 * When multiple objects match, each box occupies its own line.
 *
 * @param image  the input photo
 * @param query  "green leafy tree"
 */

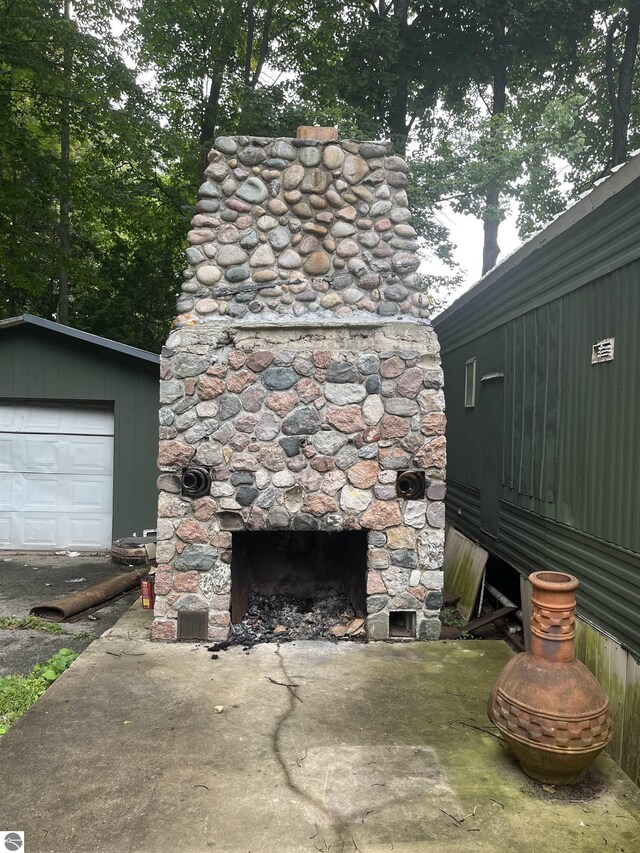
xmin=559 ymin=5 xmax=640 ymax=192
xmin=0 ymin=0 xmax=187 ymax=348
xmin=333 ymin=2 xmax=473 ymax=155
xmin=130 ymin=0 xmax=357 ymax=182
xmin=452 ymin=0 xmax=593 ymax=273
xmin=333 ymin=1 xmax=592 ymax=275
xmin=605 ymin=3 xmax=640 ymax=166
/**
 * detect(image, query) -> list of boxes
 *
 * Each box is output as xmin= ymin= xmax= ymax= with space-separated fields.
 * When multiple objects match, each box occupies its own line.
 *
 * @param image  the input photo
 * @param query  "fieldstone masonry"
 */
xmin=153 ymin=128 xmax=446 ymax=642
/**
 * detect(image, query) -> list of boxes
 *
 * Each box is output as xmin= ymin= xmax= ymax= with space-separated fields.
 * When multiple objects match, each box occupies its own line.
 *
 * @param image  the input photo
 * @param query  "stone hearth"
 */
xmin=153 ymin=128 xmax=446 ymax=642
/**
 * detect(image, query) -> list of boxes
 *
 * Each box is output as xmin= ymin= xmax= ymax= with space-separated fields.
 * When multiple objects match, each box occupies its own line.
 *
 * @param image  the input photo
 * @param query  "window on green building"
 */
xmin=465 ymin=358 xmax=476 ymax=408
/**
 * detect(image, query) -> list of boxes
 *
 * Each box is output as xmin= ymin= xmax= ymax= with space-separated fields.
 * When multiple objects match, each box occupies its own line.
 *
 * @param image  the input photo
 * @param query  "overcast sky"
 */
xmin=427 ymin=203 xmax=522 ymax=307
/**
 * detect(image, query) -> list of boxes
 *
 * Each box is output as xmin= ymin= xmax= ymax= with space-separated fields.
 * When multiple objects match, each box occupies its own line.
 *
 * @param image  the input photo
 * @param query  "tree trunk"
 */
xmin=482 ymin=186 xmax=502 ymax=275
xmin=198 ymin=3 xmax=242 ymax=182
xmin=57 ymin=0 xmax=72 ymax=325
xmin=244 ymin=0 xmax=255 ymax=86
xmin=236 ymin=0 xmax=275 ymax=133
xmin=388 ymin=0 xmax=411 ymax=156
xmin=4 ymin=264 xmax=17 ymax=318
xmin=199 ymin=76 xmax=223 ymax=182
xmin=482 ymin=19 xmax=507 ymax=276
xmin=250 ymin=0 xmax=274 ymax=88
xmin=388 ymin=67 xmax=411 ymax=156
xmin=606 ymin=4 xmax=640 ymax=167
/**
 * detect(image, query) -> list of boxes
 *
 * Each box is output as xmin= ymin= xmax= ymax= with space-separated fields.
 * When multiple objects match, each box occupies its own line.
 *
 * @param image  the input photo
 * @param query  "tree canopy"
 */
xmin=1 ymin=1 xmax=639 ymax=350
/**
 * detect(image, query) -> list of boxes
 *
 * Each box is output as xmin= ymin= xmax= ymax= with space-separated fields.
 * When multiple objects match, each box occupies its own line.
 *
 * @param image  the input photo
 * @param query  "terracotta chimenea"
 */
xmin=488 ymin=570 xmax=613 ymax=784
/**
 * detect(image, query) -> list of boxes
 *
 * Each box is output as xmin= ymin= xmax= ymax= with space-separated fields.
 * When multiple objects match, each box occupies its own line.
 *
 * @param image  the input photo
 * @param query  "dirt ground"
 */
xmin=0 ymin=553 xmax=139 ymax=675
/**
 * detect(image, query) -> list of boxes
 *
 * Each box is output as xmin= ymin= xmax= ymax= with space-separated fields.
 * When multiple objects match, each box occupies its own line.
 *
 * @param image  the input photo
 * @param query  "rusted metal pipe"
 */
xmin=29 ymin=567 xmax=149 ymax=621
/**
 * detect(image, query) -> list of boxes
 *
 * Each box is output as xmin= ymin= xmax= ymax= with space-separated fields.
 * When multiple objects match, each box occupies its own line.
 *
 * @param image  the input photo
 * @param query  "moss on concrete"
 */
xmin=274 ymin=640 xmax=640 ymax=851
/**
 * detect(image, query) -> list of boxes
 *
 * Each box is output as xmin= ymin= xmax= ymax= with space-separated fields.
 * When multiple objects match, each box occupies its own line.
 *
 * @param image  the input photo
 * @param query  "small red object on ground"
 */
xmin=141 ymin=576 xmax=155 ymax=610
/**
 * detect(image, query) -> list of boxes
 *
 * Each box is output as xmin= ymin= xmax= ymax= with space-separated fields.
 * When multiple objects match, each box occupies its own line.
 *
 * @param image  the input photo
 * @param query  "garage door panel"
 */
xmin=3 ymin=470 xmax=112 ymax=509
xmin=0 ymin=436 xmax=22 ymax=472
xmin=10 ymin=511 xmax=111 ymax=550
xmin=68 ymin=517 xmax=111 ymax=548
xmin=0 ymin=515 xmax=10 ymax=547
xmin=21 ymin=475 xmax=62 ymax=511
xmin=64 ymin=439 xmax=113 ymax=475
xmin=0 ymin=438 xmax=12 ymax=470
xmin=0 ymin=404 xmax=114 ymax=550
xmin=0 ymin=434 xmax=113 ymax=475
xmin=0 ymin=435 xmax=61 ymax=473
xmin=13 ymin=435 xmax=114 ymax=476
xmin=20 ymin=515 xmax=61 ymax=548
xmin=68 ymin=478 xmax=112 ymax=512
xmin=0 ymin=473 xmax=18 ymax=510
xmin=21 ymin=438 xmax=60 ymax=472
xmin=0 ymin=404 xmax=114 ymax=436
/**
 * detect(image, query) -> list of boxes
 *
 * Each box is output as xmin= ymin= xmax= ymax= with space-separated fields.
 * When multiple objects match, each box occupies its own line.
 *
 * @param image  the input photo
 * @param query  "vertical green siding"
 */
xmin=502 ymin=302 xmax=561 ymax=515
xmin=557 ymin=264 xmax=640 ymax=553
xmin=442 ymin=327 xmax=505 ymax=489
xmin=0 ymin=326 xmax=159 ymax=541
xmin=436 ymin=253 xmax=640 ymax=659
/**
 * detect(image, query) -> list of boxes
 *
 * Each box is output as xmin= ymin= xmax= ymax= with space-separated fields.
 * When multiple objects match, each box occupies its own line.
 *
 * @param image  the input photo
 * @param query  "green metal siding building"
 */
xmin=433 ymin=158 xmax=640 ymax=782
xmin=0 ymin=315 xmax=160 ymax=549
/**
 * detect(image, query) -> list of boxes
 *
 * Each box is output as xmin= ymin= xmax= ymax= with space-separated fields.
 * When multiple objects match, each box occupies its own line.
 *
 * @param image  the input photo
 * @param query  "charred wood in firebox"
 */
xmin=229 ymin=590 xmax=364 ymax=647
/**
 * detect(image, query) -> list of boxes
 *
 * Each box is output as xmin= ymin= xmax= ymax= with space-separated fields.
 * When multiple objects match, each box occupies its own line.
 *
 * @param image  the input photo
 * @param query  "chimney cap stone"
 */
xmin=296 ymin=126 xmax=339 ymax=142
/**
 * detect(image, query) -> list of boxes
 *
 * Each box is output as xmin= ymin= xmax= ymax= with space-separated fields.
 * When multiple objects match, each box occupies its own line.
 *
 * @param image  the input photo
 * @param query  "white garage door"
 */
xmin=0 ymin=403 xmax=114 ymax=550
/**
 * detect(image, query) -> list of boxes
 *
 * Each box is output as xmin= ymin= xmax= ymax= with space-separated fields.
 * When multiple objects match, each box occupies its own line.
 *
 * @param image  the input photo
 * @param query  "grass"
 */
xmin=70 ymin=630 xmax=97 ymax=641
xmin=0 ymin=648 xmax=78 ymax=736
xmin=0 ymin=615 xmax=63 ymax=634
xmin=0 ymin=616 xmax=97 ymax=642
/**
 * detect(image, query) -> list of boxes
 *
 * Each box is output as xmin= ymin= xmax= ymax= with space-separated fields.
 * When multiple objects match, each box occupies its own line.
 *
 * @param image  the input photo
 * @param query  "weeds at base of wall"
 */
xmin=440 ymin=604 xmax=473 ymax=640
xmin=0 ymin=648 xmax=78 ymax=736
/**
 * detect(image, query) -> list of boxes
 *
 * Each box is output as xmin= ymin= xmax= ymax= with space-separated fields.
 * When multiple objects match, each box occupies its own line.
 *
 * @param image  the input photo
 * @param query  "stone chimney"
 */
xmin=154 ymin=128 xmax=446 ymax=643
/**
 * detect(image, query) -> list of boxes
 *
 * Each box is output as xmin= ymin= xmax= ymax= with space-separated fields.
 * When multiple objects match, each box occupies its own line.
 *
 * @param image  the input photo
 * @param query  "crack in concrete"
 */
xmin=269 ymin=644 xmax=455 ymax=852
xmin=271 ymin=643 xmax=354 ymax=851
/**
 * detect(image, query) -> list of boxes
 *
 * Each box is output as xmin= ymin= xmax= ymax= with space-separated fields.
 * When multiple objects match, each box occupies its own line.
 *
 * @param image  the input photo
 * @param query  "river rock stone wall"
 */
xmin=180 ymin=135 xmax=430 ymax=324
xmin=153 ymin=131 xmax=446 ymax=643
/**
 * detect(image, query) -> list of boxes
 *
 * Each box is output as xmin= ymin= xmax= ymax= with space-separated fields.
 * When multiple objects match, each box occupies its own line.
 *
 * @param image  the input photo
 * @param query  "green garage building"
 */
xmin=0 ymin=314 xmax=160 ymax=550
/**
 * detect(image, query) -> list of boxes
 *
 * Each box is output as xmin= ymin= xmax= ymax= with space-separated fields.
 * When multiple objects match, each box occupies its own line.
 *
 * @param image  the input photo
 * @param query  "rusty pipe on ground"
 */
xmin=30 ymin=567 xmax=149 ymax=621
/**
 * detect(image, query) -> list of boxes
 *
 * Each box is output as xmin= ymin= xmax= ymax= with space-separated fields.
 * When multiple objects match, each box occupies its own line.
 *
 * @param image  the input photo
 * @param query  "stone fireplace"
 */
xmin=153 ymin=127 xmax=446 ymax=642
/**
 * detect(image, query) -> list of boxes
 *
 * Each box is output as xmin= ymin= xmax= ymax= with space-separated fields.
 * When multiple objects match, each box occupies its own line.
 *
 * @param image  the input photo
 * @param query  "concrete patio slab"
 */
xmin=0 ymin=607 xmax=638 ymax=853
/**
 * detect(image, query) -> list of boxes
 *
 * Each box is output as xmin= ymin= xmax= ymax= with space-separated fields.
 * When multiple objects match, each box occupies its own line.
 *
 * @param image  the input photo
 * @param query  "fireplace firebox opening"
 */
xmin=230 ymin=531 xmax=367 ymax=643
